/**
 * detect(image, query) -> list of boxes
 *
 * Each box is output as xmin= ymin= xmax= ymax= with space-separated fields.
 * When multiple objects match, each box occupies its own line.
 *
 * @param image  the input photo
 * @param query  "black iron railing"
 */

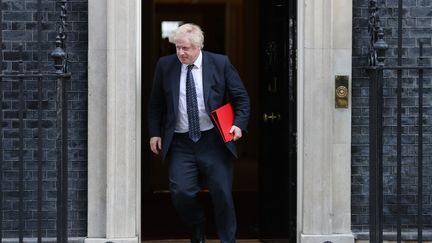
xmin=0 ymin=0 xmax=70 ymax=242
xmin=367 ymin=0 xmax=432 ymax=243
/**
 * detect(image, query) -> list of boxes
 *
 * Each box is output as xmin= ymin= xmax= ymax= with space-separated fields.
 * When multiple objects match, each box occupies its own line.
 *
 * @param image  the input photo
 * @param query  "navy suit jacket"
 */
xmin=147 ymin=51 xmax=250 ymax=160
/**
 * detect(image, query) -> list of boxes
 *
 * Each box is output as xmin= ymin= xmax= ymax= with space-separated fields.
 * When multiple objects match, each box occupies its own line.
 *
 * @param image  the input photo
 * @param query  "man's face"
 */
xmin=175 ymin=36 xmax=200 ymax=64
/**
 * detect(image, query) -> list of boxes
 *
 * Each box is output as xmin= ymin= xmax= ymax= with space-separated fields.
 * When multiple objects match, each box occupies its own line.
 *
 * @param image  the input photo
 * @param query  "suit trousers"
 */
xmin=167 ymin=128 xmax=236 ymax=243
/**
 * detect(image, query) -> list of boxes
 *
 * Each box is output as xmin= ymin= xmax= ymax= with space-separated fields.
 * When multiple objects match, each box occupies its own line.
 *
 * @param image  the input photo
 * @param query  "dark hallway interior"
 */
xmin=141 ymin=0 xmax=297 ymax=240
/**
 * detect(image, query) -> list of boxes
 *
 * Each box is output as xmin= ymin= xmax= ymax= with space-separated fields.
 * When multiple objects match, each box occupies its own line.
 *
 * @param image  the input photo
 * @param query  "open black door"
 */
xmin=258 ymin=0 xmax=297 ymax=241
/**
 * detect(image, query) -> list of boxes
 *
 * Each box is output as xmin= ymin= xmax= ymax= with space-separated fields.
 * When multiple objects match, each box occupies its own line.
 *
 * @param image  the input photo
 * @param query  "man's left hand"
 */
xmin=229 ymin=125 xmax=242 ymax=141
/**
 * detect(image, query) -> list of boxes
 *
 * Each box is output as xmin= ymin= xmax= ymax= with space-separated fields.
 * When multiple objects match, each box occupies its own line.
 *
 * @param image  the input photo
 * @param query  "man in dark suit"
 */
xmin=147 ymin=23 xmax=250 ymax=243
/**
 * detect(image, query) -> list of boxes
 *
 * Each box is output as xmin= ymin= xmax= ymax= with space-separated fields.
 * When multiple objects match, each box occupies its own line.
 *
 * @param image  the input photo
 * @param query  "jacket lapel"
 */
xmin=170 ymin=58 xmax=182 ymax=118
xmin=202 ymin=52 xmax=214 ymax=113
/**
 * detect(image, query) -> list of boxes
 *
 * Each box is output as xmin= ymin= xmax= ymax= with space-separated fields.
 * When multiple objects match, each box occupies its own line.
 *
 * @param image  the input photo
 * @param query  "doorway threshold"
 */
xmin=142 ymin=240 xmax=259 ymax=243
xmin=142 ymin=240 xmax=290 ymax=243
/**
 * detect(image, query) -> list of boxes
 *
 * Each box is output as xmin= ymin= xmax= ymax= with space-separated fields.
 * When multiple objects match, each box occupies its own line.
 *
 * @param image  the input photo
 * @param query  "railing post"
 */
xmin=18 ymin=44 xmax=25 ymax=243
xmin=0 ymin=3 xmax=3 ymax=241
xmin=417 ymin=40 xmax=425 ymax=243
xmin=368 ymin=1 xmax=388 ymax=243
xmin=36 ymin=1 xmax=44 ymax=242
xmin=367 ymin=68 xmax=384 ymax=243
xmin=51 ymin=1 xmax=69 ymax=242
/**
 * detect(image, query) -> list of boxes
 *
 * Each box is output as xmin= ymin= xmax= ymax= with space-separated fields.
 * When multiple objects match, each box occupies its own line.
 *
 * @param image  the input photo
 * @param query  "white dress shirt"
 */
xmin=175 ymin=51 xmax=214 ymax=133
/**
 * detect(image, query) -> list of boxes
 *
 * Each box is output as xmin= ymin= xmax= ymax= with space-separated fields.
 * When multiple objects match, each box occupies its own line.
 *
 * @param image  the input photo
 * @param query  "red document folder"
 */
xmin=211 ymin=102 xmax=235 ymax=143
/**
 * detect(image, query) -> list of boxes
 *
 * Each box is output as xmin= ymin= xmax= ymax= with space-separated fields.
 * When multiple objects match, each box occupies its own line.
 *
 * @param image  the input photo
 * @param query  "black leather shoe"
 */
xmin=191 ymin=222 xmax=205 ymax=243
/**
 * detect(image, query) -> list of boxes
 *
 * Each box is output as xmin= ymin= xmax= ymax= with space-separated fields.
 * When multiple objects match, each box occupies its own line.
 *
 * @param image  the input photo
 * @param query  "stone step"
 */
xmin=142 ymin=240 xmax=289 ymax=243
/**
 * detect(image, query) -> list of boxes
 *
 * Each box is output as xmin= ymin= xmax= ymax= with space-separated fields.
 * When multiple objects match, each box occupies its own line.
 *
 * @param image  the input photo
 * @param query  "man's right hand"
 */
xmin=149 ymin=137 xmax=162 ymax=155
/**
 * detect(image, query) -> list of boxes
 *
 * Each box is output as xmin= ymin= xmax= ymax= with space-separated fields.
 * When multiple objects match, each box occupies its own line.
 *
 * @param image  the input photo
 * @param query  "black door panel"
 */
xmin=258 ymin=0 xmax=297 ymax=240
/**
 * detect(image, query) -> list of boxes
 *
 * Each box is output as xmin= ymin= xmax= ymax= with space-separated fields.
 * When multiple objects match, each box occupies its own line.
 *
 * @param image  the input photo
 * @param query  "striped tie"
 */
xmin=186 ymin=64 xmax=201 ymax=142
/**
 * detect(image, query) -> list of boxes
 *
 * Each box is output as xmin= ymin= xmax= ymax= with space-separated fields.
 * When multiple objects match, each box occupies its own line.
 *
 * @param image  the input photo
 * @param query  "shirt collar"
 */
xmin=194 ymin=51 xmax=202 ymax=69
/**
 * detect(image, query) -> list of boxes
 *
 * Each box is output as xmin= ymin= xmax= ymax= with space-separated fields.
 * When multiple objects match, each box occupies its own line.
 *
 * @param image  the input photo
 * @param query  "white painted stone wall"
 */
xmin=87 ymin=0 xmax=107 ymax=238
xmin=86 ymin=0 xmax=141 ymax=242
xmin=297 ymin=0 xmax=354 ymax=242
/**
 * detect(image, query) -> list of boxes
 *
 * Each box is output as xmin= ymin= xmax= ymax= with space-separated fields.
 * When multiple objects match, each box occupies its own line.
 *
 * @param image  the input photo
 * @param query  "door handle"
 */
xmin=263 ymin=112 xmax=281 ymax=122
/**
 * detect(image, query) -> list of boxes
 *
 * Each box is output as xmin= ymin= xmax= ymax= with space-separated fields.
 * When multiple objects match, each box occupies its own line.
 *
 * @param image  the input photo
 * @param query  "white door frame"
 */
xmin=297 ymin=0 xmax=354 ymax=242
xmin=86 ymin=0 xmax=355 ymax=242
xmin=86 ymin=0 xmax=141 ymax=242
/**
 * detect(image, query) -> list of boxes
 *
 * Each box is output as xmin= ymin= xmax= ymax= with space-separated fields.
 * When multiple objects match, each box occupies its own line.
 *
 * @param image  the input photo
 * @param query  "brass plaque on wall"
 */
xmin=335 ymin=75 xmax=349 ymax=108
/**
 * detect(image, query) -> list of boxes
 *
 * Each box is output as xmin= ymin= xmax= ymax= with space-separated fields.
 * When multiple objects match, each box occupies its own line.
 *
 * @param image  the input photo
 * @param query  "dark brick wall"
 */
xmin=352 ymin=0 xmax=432 ymax=234
xmin=1 ymin=0 xmax=87 ymax=238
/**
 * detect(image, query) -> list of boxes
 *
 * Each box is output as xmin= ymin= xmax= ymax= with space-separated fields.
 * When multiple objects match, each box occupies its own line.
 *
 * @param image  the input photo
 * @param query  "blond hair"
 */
xmin=169 ymin=23 xmax=204 ymax=48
